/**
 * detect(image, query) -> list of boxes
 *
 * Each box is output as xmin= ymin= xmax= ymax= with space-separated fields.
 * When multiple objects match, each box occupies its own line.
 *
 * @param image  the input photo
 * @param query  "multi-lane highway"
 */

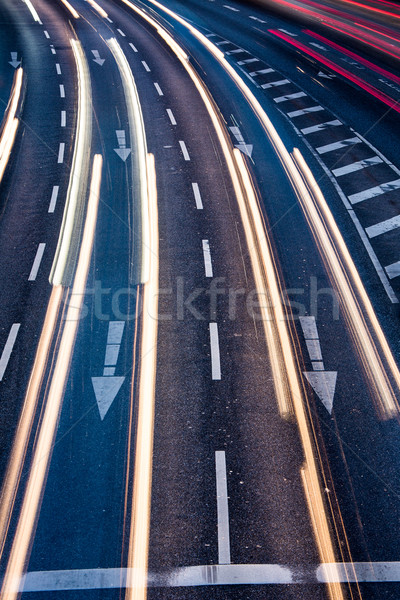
xmin=0 ymin=0 xmax=400 ymax=599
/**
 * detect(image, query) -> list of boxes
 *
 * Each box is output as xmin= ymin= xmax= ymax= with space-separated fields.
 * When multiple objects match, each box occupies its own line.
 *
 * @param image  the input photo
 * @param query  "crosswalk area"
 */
xmin=206 ymin=31 xmax=400 ymax=302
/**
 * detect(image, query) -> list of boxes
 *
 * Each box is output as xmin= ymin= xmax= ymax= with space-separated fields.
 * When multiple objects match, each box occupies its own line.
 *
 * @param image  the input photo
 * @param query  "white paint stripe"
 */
xmin=0 ymin=324 xmax=20 ymax=381
xmin=316 ymin=137 xmax=361 ymax=154
xmin=129 ymin=43 xmax=138 ymax=52
xmin=348 ymin=178 xmax=400 ymax=205
xmin=332 ymin=156 xmax=383 ymax=177
xmin=44 ymin=30 xmax=50 ymax=38
xmin=301 ymin=119 xmax=342 ymax=135
xmin=223 ymin=4 xmax=239 ymax=10
xmin=299 ymin=316 xmax=319 ymax=339
xmin=59 ymin=84 xmax=65 ymax=98
xmin=107 ymin=321 xmax=125 ymax=345
xmin=19 ymin=561 xmax=400 ymax=590
xmin=57 ymin=142 xmax=65 ymax=164
xmin=249 ymin=67 xmax=274 ymax=76
xmin=209 ymin=322 xmax=221 ymax=380
xmin=226 ymin=48 xmax=246 ymax=55
xmin=385 ymin=261 xmax=400 ymax=279
xmin=287 ymin=105 xmax=323 ymax=117
xmin=105 ymin=344 xmax=120 ymax=366
xmin=261 ymin=78 xmax=290 ymax=89
xmin=117 ymin=28 xmax=126 ymax=36
xmin=103 ymin=367 xmax=115 ymax=376
xmin=306 ymin=339 xmax=322 ymax=361
xmin=154 ymin=82 xmax=163 ymax=96
xmin=279 ymin=28 xmax=297 ymax=36
xmin=142 ymin=61 xmax=150 ymax=71
xmin=48 ymin=186 xmax=59 ymax=213
xmin=28 ymin=243 xmax=46 ymax=281
xmin=51 ymin=48 xmax=56 ymax=55
xmin=202 ymin=240 xmax=213 ymax=277
xmin=192 ymin=183 xmax=203 ymax=209
xmin=216 ymin=40 xmax=231 ymax=46
xmin=215 ymin=451 xmax=231 ymax=565
xmin=56 ymin=63 xmax=61 ymax=75
xmin=366 ymin=214 xmax=400 ymax=238
xmin=238 ymin=58 xmax=259 ymax=65
xmin=274 ymin=91 xmax=306 ymax=103
xmin=166 ymin=109 xmax=176 ymax=125
xmin=61 ymin=110 xmax=66 ymax=127
xmin=179 ymin=140 xmax=190 ymax=161
xmin=106 ymin=16 xmax=113 ymax=23
xmin=312 ymin=361 xmax=324 ymax=371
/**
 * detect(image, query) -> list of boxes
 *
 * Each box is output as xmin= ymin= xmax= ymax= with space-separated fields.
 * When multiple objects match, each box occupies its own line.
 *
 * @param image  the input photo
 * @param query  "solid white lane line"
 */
xmin=249 ymin=67 xmax=274 ymax=76
xmin=301 ymin=119 xmax=342 ymax=135
xmin=28 ymin=243 xmax=46 ymax=281
xmin=299 ymin=315 xmax=319 ymax=339
xmin=192 ymin=182 xmax=203 ymax=209
xmin=332 ymin=156 xmax=383 ymax=177
xmin=274 ymin=91 xmax=306 ymax=103
xmin=166 ymin=109 xmax=176 ymax=125
xmin=366 ymin=214 xmax=400 ymax=238
xmin=44 ymin=30 xmax=50 ymax=38
xmin=385 ymin=261 xmax=400 ymax=279
xmin=57 ymin=143 xmax=65 ymax=164
xmin=179 ymin=140 xmax=190 ymax=161
xmin=316 ymin=137 xmax=361 ymax=154
xmin=261 ymin=78 xmax=290 ymax=89
xmin=215 ymin=451 xmax=231 ymax=565
xmin=48 ymin=185 xmax=59 ymax=213
xmin=209 ymin=323 xmax=221 ymax=380
xmin=202 ymin=239 xmax=213 ymax=277
xmin=154 ymin=82 xmax=163 ymax=96
xmin=61 ymin=111 xmax=66 ymax=127
xmin=117 ymin=28 xmax=126 ymax=36
xmin=129 ymin=43 xmax=138 ymax=52
xmin=287 ymin=105 xmax=323 ymax=117
xmin=59 ymin=84 xmax=65 ymax=98
xmin=142 ymin=61 xmax=150 ymax=72
xmin=0 ymin=324 xmax=20 ymax=381
xmin=55 ymin=63 xmax=61 ymax=75
xmin=348 ymin=178 xmax=400 ymax=205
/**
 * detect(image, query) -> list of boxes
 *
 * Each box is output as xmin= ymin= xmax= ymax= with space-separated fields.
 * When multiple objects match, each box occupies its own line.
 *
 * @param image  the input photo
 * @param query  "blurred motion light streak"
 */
xmin=86 ymin=0 xmax=108 ymax=18
xmin=1 ymin=155 xmax=102 ymax=600
xmin=0 ymin=68 xmax=23 ymax=183
xmin=59 ymin=0 xmax=79 ymax=18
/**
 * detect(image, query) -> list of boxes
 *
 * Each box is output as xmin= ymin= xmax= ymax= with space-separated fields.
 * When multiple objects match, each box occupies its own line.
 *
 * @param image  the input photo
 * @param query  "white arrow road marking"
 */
xmin=92 ymin=321 xmax=125 ymax=419
xmin=91 ymin=50 xmax=105 ymax=66
xmin=9 ymin=52 xmax=21 ymax=68
xmin=230 ymin=126 xmax=253 ymax=158
xmin=235 ymin=143 xmax=253 ymax=157
xmin=303 ymin=372 xmax=338 ymax=414
xmin=114 ymin=129 xmax=131 ymax=161
xmin=300 ymin=316 xmax=337 ymax=413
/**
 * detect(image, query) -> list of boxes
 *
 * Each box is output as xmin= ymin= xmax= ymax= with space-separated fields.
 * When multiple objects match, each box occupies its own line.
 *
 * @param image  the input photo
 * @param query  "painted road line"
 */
xmin=209 ymin=322 xmax=221 ymax=380
xmin=117 ymin=28 xmax=126 ymax=36
xmin=107 ymin=320 xmax=125 ymax=344
xmin=299 ymin=316 xmax=318 ymax=339
xmin=104 ymin=345 xmax=120 ymax=366
xmin=179 ymin=140 xmax=190 ymax=161
xmin=237 ymin=58 xmax=259 ymax=65
xmin=59 ymin=84 xmax=65 ymax=98
xmin=332 ymin=156 xmax=383 ymax=177
xmin=50 ymin=46 xmax=56 ymax=55
xmin=57 ymin=143 xmax=65 ymax=164
xmin=348 ymin=178 xmax=400 ymax=205
xmin=44 ymin=30 xmax=50 ymax=39
xmin=142 ymin=61 xmax=150 ymax=72
xmin=106 ymin=16 xmax=113 ymax=22
xmin=301 ymin=119 xmax=342 ymax=135
xmin=316 ymin=137 xmax=361 ymax=154
xmin=48 ymin=186 xmax=59 ymax=213
xmin=261 ymin=78 xmax=290 ymax=89
xmin=215 ymin=451 xmax=231 ymax=565
xmin=202 ymin=239 xmax=213 ymax=277
xmin=0 ymin=324 xmax=20 ymax=381
xmin=166 ymin=109 xmax=176 ymax=125
xmin=287 ymin=105 xmax=324 ymax=117
xmin=366 ymin=214 xmax=400 ymax=239
xmin=192 ymin=182 xmax=203 ymax=209
xmin=305 ymin=339 xmax=323 ymax=361
xmin=249 ymin=67 xmax=274 ymax=76
xmin=154 ymin=82 xmax=163 ymax=96
xmin=249 ymin=15 xmax=267 ymax=23
xmin=274 ymin=91 xmax=306 ymax=103
xmin=55 ymin=63 xmax=61 ymax=75
xmin=279 ymin=28 xmax=297 ymax=36
xmin=28 ymin=243 xmax=46 ymax=281
xmin=226 ymin=48 xmax=246 ymax=55
xmin=61 ymin=111 xmax=66 ymax=127
xmin=216 ymin=41 xmax=231 ymax=46
xmin=129 ymin=43 xmax=138 ymax=52
xmin=223 ymin=4 xmax=239 ymax=10
xmin=385 ymin=261 xmax=400 ymax=279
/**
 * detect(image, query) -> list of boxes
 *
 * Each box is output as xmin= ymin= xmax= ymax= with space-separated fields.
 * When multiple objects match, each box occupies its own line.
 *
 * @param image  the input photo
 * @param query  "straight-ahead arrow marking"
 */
xmin=91 ymin=50 xmax=105 ymax=66
xmin=229 ymin=126 xmax=253 ymax=158
xmin=9 ymin=52 xmax=21 ymax=68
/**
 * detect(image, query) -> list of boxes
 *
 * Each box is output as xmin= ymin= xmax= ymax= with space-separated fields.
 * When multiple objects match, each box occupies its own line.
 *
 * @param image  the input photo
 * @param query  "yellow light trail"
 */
xmin=59 ymin=0 xmax=79 ymax=19
xmin=1 ymin=155 xmax=102 ymax=599
xmin=86 ymin=0 xmax=108 ymax=18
